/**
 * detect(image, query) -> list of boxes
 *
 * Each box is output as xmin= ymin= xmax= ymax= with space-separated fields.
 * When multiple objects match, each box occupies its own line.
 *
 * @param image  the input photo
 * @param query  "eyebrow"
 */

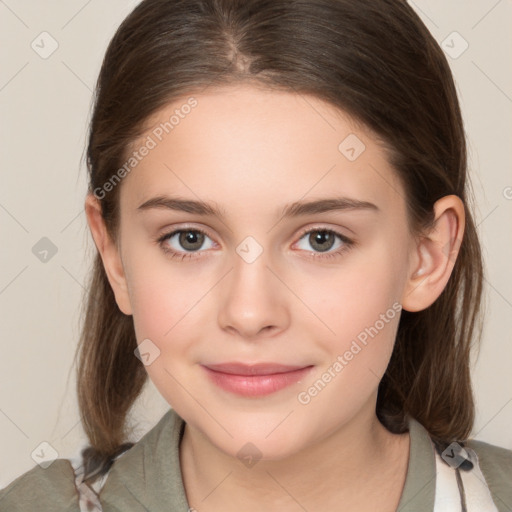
xmin=137 ymin=195 xmax=379 ymax=219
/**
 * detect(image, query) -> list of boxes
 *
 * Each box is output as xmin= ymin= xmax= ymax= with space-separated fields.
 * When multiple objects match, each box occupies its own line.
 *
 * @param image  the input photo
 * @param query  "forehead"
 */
xmin=120 ymin=84 xmax=404 ymax=218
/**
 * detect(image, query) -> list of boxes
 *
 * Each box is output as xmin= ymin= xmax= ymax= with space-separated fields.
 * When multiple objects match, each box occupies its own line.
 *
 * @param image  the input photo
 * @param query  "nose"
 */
xmin=217 ymin=247 xmax=290 ymax=340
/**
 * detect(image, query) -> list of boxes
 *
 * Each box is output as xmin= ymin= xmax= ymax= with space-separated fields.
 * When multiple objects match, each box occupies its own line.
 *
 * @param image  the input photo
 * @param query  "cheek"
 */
xmin=295 ymin=282 xmax=401 ymax=421
xmin=124 ymin=256 xmax=206 ymax=408
xmin=123 ymin=241 xmax=201 ymax=345
xmin=296 ymin=238 xmax=406 ymax=391
xmin=306 ymin=238 xmax=405 ymax=338
xmin=129 ymin=275 xmax=198 ymax=345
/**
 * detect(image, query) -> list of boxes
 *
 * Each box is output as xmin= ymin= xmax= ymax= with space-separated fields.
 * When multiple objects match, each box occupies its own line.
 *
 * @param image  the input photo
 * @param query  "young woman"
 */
xmin=2 ymin=0 xmax=511 ymax=510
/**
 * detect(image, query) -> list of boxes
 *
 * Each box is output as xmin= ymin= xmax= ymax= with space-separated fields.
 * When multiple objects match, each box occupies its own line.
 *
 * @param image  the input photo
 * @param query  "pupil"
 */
xmin=180 ymin=231 xmax=203 ymax=250
xmin=311 ymin=231 xmax=333 ymax=252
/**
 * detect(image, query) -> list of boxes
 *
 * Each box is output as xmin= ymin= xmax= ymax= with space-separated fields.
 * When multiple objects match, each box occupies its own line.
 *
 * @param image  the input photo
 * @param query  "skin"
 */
xmin=86 ymin=84 xmax=465 ymax=511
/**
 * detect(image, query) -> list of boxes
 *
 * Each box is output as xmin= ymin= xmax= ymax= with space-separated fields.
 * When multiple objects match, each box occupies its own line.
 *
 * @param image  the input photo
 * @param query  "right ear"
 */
xmin=84 ymin=194 xmax=133 ymax=315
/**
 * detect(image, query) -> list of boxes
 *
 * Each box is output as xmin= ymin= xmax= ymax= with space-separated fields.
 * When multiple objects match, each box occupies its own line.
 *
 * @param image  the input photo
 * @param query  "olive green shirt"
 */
xmin=1 ymin=408 xmax=511 ymax=511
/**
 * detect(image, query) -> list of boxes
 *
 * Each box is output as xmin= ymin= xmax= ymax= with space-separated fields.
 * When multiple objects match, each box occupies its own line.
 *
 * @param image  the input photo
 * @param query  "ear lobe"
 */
xmin=84 ymin=194 xmax=133 ymax=315
xmin=401 ymin=195 xmax=465 ymax=313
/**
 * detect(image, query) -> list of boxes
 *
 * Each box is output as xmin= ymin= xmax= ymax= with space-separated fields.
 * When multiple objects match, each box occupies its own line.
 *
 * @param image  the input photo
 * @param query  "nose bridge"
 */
xmin=217 ymin=235 xmax=289 ymax=338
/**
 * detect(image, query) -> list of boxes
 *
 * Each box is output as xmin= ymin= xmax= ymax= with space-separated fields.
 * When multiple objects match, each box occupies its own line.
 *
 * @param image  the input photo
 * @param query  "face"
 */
xmin=109 ymin=84 xmax=418 ymax=459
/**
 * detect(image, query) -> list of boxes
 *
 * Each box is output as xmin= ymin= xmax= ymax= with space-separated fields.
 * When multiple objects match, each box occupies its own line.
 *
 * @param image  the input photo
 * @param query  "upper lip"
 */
xmin=203 ymin=362 xmax=311 ymax=376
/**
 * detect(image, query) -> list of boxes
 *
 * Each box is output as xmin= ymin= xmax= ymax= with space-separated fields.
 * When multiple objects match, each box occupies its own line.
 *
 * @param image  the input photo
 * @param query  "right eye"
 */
xmin=158 ymin=227 xmax=216 ymax=260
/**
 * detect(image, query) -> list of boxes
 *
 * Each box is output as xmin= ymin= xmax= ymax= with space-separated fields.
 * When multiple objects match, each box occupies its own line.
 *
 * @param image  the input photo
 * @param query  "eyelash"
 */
xmin=156 ymin=226 xmax=355 ymax=262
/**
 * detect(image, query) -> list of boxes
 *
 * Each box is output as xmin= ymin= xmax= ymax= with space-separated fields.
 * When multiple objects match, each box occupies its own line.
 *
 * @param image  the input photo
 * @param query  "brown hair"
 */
xmin=77 ymin=0 xmax=484 ymax=484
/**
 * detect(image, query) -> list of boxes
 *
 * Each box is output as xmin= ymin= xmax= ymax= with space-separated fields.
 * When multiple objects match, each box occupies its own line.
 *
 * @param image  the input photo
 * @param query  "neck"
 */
xmin=179 ymin=401 xmax=410 ymax=512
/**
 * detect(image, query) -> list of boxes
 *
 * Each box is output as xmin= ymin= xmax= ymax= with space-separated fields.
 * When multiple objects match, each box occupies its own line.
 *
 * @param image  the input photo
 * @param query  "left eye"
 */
xmin=295 ymin=228 xmax=351 ymax=254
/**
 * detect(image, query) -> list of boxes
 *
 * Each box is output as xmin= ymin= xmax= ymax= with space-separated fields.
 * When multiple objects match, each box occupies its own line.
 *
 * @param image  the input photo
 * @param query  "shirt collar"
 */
xmin=100 ymin=409 xmax=436 ymax=511
xmin=396 ymin=416 xmax=436 ymax=511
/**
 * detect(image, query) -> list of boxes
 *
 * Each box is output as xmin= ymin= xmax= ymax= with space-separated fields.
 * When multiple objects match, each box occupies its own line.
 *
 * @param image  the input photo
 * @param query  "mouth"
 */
xmin=201 ymin=362 xmax=314 ymax=397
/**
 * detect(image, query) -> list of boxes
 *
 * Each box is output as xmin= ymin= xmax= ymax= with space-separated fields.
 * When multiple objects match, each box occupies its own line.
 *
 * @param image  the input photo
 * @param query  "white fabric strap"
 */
xmin=433 ymin=443 xmax=499 ymax=512
xmin=71 ymin=449 xmax=130 ymax=511
xmin=72 ymin=461 xmax=107 ymax=512
xmin=434 ymin=448 xmax=462 ymax=510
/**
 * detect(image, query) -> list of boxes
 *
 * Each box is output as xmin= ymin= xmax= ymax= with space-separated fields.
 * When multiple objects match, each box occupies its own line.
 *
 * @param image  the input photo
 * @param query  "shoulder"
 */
xmin=467 ymin=437 xmax=512 ymax=475
xmin=466 ymin=437 xmax=512 ymax=501
xmin=99 ymin=408 xmax=190 ymax=511
xmin=0 ymin=459 xmax=79 ymax=511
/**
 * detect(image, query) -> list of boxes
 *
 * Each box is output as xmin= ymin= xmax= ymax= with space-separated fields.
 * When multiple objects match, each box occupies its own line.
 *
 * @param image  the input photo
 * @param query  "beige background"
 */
xmin=1 ymin=0 xmax=511 ymax=487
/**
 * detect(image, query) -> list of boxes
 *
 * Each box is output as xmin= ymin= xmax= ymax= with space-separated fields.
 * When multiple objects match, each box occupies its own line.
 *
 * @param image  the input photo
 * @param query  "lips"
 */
xmin=204 ymin=362 xmax=309 ymax=376
xmin=201 ymin=362 xmax=314 ymax=397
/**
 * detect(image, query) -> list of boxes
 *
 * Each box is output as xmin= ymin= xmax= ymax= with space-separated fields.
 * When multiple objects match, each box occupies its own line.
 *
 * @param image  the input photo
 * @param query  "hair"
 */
xmin=76 ymin=0 xmax=484 ymax=484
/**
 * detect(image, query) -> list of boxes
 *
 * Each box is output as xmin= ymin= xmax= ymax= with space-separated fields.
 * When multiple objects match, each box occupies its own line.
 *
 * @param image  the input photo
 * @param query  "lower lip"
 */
xmin=201 ymin=365 xmax=314 ymax=397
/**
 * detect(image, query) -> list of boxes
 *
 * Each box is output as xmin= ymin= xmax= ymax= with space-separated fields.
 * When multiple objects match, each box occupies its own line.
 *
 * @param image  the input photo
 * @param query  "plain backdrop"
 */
xmin=1 ymin=0 xmax=511 ymax=488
